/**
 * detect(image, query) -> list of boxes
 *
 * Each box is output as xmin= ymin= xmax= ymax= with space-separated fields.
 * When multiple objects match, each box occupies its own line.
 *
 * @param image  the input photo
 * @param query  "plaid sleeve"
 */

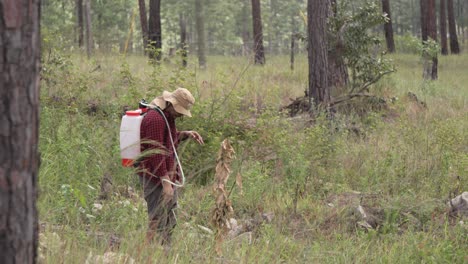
xmin=141 ymin=111 xmax=169 ymax=178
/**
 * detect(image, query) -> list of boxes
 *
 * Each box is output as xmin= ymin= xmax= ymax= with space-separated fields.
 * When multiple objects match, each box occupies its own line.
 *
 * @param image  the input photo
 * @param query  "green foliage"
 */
xmin=394 ymin=33 xmax=421 ymax=54
xmin=330 ymin=1 xmax=395 ymax=92
xmin=420 ymin=39 xmax=440 ymax=59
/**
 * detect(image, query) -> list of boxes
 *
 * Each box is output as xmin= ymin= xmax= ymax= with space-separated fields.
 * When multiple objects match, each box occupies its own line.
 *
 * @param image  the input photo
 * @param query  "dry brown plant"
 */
xmin=211 ymin=139 xmax=236 ymax=256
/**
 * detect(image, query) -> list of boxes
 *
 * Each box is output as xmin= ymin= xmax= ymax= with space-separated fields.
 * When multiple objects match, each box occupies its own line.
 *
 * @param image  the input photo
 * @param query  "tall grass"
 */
xmin=38 ymin=51 xmax=467 ymax=263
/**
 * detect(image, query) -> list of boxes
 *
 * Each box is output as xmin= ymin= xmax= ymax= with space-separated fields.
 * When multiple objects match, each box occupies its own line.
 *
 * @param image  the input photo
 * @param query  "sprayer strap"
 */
xmin=150 ymin=107 xmax=185 ymax=188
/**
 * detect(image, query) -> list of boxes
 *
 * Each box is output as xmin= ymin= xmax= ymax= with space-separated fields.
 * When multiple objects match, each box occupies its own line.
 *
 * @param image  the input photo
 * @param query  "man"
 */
xmin=138 ymin=88 xmax=204 ymax=245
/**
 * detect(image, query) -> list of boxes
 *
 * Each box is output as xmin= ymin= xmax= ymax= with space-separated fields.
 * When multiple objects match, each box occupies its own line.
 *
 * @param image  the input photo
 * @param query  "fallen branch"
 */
xmin=329 ymin=93 xmax=381 ymax=107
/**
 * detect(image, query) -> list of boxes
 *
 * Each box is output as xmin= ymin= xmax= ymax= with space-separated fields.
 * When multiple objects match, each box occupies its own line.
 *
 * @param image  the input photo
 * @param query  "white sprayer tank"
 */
xmin=120 ymin=110 xmax=144 ymax=167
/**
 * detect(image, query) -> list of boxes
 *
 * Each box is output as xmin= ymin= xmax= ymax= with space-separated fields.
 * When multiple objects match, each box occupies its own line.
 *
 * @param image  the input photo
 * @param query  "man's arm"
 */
xmin=178 ymin=130 xmax=204 ymax=145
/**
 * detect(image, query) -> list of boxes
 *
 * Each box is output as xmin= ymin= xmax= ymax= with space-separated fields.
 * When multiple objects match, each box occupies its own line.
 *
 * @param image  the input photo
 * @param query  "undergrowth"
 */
xmin=38 ymin=50 xmax=467 ymax=263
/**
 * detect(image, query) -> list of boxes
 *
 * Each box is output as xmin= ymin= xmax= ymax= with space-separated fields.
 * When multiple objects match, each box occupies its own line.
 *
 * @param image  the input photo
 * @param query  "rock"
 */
xmin=448 ymin=192 xmax=468 ymax=218
xmin=261 ymin=212 xmax=274 ymax=223
xmin=355 ymin=205 xmax=384 ymax=230
xmin=197 ymin=225 xmax=214 ymax=235
xmin=92 ymin=203 xmax=103 ymax=213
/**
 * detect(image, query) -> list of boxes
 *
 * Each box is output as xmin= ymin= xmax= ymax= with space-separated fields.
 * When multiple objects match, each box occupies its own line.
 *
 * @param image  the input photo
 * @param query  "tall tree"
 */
xmin=440 ymin=0 xmax=449 ymax=55
xmin=241 ymin=0 xmax=251 ymax=56
xmin=290 ymin=15 xmax=296 ymax=71
xmin=459 ymin=0 xmax=465 ymax=43
xmin=308 ymin=0 xmax=330 ymax=106
xmin=420 ymin=0 xmax=428 ymax=41
xmin=251 ymin=0 xmax=266 ymax=65
xmin=328 ymin=0 xmax=349 ymax=90
xmin=411 ymin=0 xmax=418 ymax=35
xmin=76 ymin=0 xmax=84 ymax=48
xmin=382 ymin=0 xmax=395 ymax=53
xmin=447 ymin=0 xmax=460 ymax=54
xmin=138 ymin=0 xmax=149 ymax=54
xmin=0 ymin=0 xmax=41 ymax=262
xmin=179 ymin=13 xmax=188 ymax=67
xmin=84 ymin=0 xmax=93 ymax=58
xmin=195 ymin=0 xmax=206 ymax=68
xmin=148 ymin=0 xmax=162 ymax=61
xmin=420 ymin=0 xmax=438 ymax=80
xmin=269 ymin=0 xmax=278 ymax=53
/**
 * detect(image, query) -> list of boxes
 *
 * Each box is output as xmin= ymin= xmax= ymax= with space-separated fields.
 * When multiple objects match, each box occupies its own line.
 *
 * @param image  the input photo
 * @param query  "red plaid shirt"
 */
xmin=138 ymin=109 xmax=180 ymax=185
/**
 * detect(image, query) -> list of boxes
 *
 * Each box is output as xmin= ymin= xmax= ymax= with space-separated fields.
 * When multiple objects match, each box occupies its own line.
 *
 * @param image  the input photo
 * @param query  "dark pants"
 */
xmin=139 ymin=177 xmax=177 ymax=245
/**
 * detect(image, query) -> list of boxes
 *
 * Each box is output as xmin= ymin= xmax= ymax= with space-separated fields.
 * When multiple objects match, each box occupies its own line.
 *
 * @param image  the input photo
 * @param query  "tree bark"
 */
xmin=195 ymin=0 xmax=206 ymax=68
xmin=148 ymin=0 xmax=162 ymax=61
xmin=411 ymin=0 xmax=418 ymax=35
xmin=328 ymin=0 xmax=348 ymax=91
xmin=447 ymin=0 xmax=460 ymax=54
xmin=251 ymin=0 xmax=266 ymax=65
xmin=382 ymin=0 xmax=395 ymax=53
xmin=427 ymin=0 xmax=438 ymax=80
xmin=420 ymin=0 xmax=438 ymax=80
xmin=179 ymin=13 xmax=188 ymax=67
xmin=241 ymin=0 xmax=250 ymax=56
xmin=0 ymin=0 xmax=41 ymax=262
xmin=84 ymin=0 xmax=93 ymax=58
xmin=308 ymin=0 xmax=330 ymax=106
xmin=460 ymin=0 xmax=465 ymax=43
xmin=138 ymin=0 xmax=149 ymax=54
xmin=420 ymin=0 xmax=428 ymax=42
xmin=440 ymin=0 xmax=449 ymax=55
xmin=270 ymin=0 xmax=278 ymax=54
xmin=290 ymin=15 xmax=296 ymax=71
xmin=76 ymin=0 xmax=84 ymax=48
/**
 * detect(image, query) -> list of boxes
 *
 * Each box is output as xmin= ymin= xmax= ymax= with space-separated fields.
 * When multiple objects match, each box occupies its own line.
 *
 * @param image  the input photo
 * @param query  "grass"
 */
xmin=38 ymin=50 xmax=467 ymax=263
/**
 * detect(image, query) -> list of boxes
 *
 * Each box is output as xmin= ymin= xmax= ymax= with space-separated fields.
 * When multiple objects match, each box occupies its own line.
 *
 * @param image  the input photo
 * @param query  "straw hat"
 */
xmin=151 ymin=88 xmax=195 ymax=117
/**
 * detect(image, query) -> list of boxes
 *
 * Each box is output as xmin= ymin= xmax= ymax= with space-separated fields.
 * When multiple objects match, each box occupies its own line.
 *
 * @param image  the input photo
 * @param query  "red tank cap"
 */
xmin=126 ymin=110 xmax=140 ymax=116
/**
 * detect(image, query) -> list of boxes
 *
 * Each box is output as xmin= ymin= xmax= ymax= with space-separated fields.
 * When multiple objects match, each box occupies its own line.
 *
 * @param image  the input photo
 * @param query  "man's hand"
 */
xmin=182 ymin=131 xmax=204 ymax=145
xmin=161 ymin=176 xmax=174 ymax=203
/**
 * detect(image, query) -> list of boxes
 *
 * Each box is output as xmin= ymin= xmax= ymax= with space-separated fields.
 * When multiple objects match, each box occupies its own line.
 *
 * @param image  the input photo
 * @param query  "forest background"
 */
xmin=35 ymin=0 xmax=468 ymax=263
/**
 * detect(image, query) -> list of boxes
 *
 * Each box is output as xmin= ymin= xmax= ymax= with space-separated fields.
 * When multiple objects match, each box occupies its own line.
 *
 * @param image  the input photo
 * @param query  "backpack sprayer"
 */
xmin=119 ymin=99 xmax=185 ymax=187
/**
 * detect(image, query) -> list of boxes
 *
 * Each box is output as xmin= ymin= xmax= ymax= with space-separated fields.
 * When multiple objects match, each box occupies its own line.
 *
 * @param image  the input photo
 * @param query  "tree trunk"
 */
xmin=447 ymin=0 xmax=460 ymax=54
xmin=420 ymin=0 xmax=438 ymax=80
xmin=427 ymin=0 xmax=438 ymax=80
xmin=290 ymin=15 xmax=296 ymax=71
xmin=205 ymin=0 xmax=213 ymax=54
xmin=328 ymin=0 xmax=348 ymax=91
xmin=440 ymin=0 xmax=449 ymax=55
xmin=0 ymin=0 xmax=41 ymax=262
xmin=84 ymin=0 xmax=93 ymax=58
xmin=148 ymin=0 xmax=162 ymax=61
xmin=138 ymin=0 xmax=149 ymax=54
xmin=242 ymin=0 xmax=250 ymax=56
xmin=462 ymin=0 xmax=465 ymax=43
xmin=420 ymin=0 xmax=428 ymax=41
xmin=308 ymin=0 xmax=330 ymax=106
xmin=76 ymin=0 xmax=84 ymax=48
xmin=382 ymin=0 xmax=395 ymax=53
xmin=411 ymin=0 xmax=418 ymax=35
xmin=270 ymin=0 xmax=278 ymax=54
xmin=195 ymin=0 xmax=206 ymax=68
xmin=179 ymin=13 xmax=188 ymax=67
xmin=251 ymin=0 xmax=266 ymax=65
